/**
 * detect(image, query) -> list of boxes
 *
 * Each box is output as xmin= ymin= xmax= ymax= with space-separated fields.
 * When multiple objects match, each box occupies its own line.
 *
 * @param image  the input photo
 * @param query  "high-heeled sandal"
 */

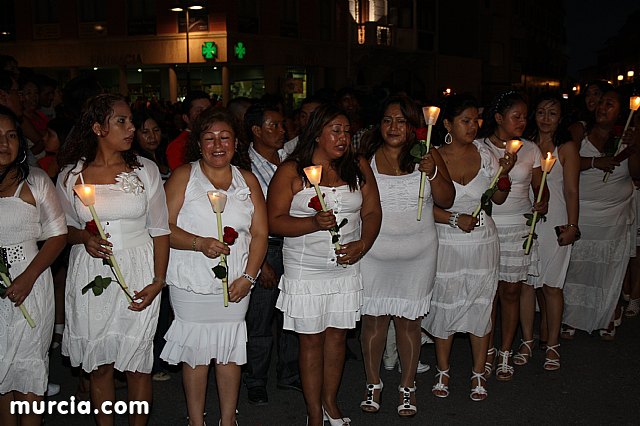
xmin=470 ymin=370 xmax=488 ymax=401
xmin=560 ymin=325 xmax=575 ymax=340
xmin=543 ymin=344 xmax=560 ymax=371
xmin=513 ymin=339 xmax=534 ymax=366
xmin=495 ymin=350 xmax=514 ymax=381
xmin=322 ymin=407 xmax=351 ymax=425
xmin=626 ymin=298 xmax=640 ymax=317
xmin=483 ymin=347 xmax=496 ymax=379
xmin=397 ymin=384 xmax=417 ymax=417
xmin=431 ymin=368 xmax=450 ymax=398
xmin=360 ymin=380 xmax=383 ymax=413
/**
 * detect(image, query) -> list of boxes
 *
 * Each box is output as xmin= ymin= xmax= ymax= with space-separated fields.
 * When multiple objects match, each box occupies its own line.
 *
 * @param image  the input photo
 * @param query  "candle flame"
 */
xmin=546 ymin=152 xmax=552 ymax=160
xmin=631 ymin=96 xmax=640 ymax=111
xmin=422 ymin=106 xmax=441 ymax=125
xmin=303 ymin=165 xmax=323 ymax=185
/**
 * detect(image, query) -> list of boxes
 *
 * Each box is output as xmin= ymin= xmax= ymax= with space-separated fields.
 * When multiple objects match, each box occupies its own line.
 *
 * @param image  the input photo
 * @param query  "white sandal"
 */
xmin=431 ymin=368 xmax=450 ymax=398
xmin=470 ymin=370 xmax=488 ymax=401
xmin=625 ymin=298 xmax=640 ymax=317
xmin=513 ymin=339 xmax=534 ymax=366
xmin=484 ymin=347 xmax=496 ymax=379
xmin=495 ymin=350 xmax=514 ymax=381
xmin=543 ymin=344 xmax=560 ymax=371
xmin=397 ymin=384 xmax=417 ymax=417
xmin=360 ymin=380 xmax=383 ymax=413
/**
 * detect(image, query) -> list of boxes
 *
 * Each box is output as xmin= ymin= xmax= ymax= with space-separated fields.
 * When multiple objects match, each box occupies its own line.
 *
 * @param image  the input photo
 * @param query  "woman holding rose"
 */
xmin=161 ymin=108 xmax=267 ymax=426
xmin=56 ymin=94 xmax=170 ymax=425
xmin=358 ymin=95 xmax=453 ymax=415
xmin=269 ymin=104 xmax=381 ymax=426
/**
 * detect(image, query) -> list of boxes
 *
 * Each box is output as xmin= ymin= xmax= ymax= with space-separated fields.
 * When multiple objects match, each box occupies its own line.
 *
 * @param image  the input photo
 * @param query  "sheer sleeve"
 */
xmin=55 ymin=163 xmax=83 ymax=229
xmin=138 ymin=157 xmax=170 ymax=237
xmin=30 ymin=167 xmax=67 ymax=240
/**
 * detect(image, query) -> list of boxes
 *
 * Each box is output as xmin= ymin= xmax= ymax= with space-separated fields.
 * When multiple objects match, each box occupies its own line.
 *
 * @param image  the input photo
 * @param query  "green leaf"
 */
xmin=332 ymin=234 xmax=340 ymax=244
xmin=337 ymin=218 xmax=348 ymax=229
xmin=97 ymin=276 xmax=112 ymax=289
xmin=524 ymin=213 xmax=534 ymax=220
xmin=81 ymin=282 xmax=94 ymax=295
xmin=92 ymin=286 xmax=103 ymax=296
xmin=0 ymin=285 xmax=6 ymax=298
xmin=212 ymin=264 xmax=227 ymax=279
xmin=0 ymin=260 xmax=10 ymax=275
xmin=102 ymin=258 xmax=112 ymax=267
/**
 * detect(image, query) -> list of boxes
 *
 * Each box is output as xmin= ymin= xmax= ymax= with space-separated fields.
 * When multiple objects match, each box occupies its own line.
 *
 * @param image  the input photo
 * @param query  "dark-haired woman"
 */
xmin=269 ymin=104 xmax=381 ymax=426
xmin=516 ymin=93 xmax=580 ymax=370
xmin=56 ymin=94 xmax=170 ymax=425
xmin=133 ymin=112 xmax=170 ymax=180
xmin=0 ymin=106 xmax=67 ymax=426
xmin=358 ymin=95 xmax=453 ymax=415
xmin=567 ymin=80 xmax=613 ymax=144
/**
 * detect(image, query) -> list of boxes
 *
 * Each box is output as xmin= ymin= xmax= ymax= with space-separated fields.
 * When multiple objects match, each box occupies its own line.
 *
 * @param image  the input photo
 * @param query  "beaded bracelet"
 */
xmin=242 ymin=273 xmax=257 ymax=285
xmin=448 ymin=212 xmax=460 ymax=228
xmin=192 ymin=236 xmax=198 ymax=251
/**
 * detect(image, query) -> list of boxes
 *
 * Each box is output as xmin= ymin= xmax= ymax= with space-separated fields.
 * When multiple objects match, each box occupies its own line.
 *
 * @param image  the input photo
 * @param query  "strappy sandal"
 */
xmin=495 ymin=350 xmax=514 ymax=381
xmin=614 ymin=305 xmax=624 ymax=327
xmin=431 ymin=368 xmax=450 ymax=398
xmin=322 ymin=407 xmax=351 ymax=426
xmin=483 ymin=347 xmax=496 ymax=379
xmin=626 ymin=298 xmax=640 ymax=317
xmin=543 ymin=344 xmax=560 ymax=371
xmin=513 ymin=339 xmax=534 ymax=366
xmin=599 ymin=323 xmax=616 ymax=341
xmin=470 ymin=370 xmax=488 ymax=401
xmin=360 ymin=380 xmax=383 ymax=413
xmin=560 ymin=325 xmax=575 ymax=340
xmin=397 ymin=384 xmax=417 ymax=417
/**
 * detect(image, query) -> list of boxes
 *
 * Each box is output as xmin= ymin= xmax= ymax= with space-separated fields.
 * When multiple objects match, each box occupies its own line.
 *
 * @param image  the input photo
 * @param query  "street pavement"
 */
xmin=42 ymin=313 xmax=640 ymax=425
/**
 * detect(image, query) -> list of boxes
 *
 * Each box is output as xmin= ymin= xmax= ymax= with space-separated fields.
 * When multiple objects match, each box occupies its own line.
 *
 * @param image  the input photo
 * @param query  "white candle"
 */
xmin=630 ymin=96 xmax=640 ymax=111
xmin=303 ymin=165 xmax=322 ymax=185
xmin=207 ymin=190 xmax=228 ymax=213
xmin=73 ymin=184 xmax=96 ymax=206
xmin=540 ymin=152 xmax=557 ymax=173
xmin=505 ymin=139 xmax=523 ymax=155
xmin=422 ymin=106 xmax=440 ymax=126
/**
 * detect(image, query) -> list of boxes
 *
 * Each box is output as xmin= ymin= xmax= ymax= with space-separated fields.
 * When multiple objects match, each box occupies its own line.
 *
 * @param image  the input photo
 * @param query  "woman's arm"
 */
xmin=129 ymin=234 xmax=169 ymax=311
xmin=531 ymin=166 xmax=549 ymax=215
xmin=560 ymin=141 xmax=580 ymax=238
xmin=267 ymin=162 xmax=337 ymax=237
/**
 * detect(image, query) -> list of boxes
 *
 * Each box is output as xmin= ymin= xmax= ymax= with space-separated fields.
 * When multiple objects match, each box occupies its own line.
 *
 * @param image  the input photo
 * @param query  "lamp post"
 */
xmin=171 ymin=2 xmax=204 ymax=92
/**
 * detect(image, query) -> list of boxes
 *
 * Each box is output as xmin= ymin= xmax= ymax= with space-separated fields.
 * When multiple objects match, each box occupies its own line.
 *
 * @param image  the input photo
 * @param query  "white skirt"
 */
xmin=495 ymin=223 xmax=538 ymax=283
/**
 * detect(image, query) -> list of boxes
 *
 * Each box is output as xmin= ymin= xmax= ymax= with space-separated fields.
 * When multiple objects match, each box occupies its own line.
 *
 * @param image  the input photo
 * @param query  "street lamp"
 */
xmin=171 ymin=1 xmax=205 ymax=92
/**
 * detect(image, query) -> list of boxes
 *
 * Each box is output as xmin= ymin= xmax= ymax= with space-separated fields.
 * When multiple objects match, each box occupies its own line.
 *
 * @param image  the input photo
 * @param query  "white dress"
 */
xmin=563 ymin=138 xmax=635 ymax=332
xmin=481 ymin=138 xmax=541 ymax=282
xmin=276 ymin=183 xmax=363 ymax=334
xmin=528 ymin=146 xmax=572 ymax=288
xmin=360 ymin=158 xmax=434 ymax=319
xmin=161 ymin=163 xmax=254 ymax=367
xmin=423 ymin=141 xmax=500 ymax=338
xmin=0 ymin=168 xmax=66 ymax=395
xmin=56 ymin=157 xmax=170 ymax=373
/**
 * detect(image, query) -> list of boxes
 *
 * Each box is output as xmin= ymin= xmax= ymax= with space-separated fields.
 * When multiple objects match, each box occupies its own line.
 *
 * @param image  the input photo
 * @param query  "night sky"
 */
xmin=564 ymin=0 xmax=640 ymax=76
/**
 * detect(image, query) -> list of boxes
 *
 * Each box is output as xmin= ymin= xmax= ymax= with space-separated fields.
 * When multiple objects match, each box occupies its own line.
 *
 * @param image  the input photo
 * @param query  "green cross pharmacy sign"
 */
xmin=201 ymin=41 xmax=217 ymax=60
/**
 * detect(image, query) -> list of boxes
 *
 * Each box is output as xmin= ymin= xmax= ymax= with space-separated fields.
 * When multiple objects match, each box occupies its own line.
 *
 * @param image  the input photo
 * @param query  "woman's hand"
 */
xmin=593 ymin=156 xmax=620 ymax=173
xmin=499 ymin=153 xmax=517 ymax=176
xmin=196 ymin=237 xmax=230 ymax=259
xmin=4 ymin=272 xmax=36 ymax=307
xmin=257 ymin=262 xmax=278 ymax=289
xmin=313 ymin=210 xmax=337 ymax=231
xmin=456 ymin=214 xmax=477 ymax=233
xmin=129 ymin=281 xmax=164 ymax=311
xmin=557 ymin=225 xmax=579 ymax=246
xmin=533 ymin=199 xmax=548 ymax=215
xmin=228 ymin=276 xmax=252 ymax=302
xmin=82 ymin=231 xmax=112 ymax=259
xmin=335 ymin=240 xmax=366 ymax=266
xmin=418 ymin=154 xmax=436 ymax=176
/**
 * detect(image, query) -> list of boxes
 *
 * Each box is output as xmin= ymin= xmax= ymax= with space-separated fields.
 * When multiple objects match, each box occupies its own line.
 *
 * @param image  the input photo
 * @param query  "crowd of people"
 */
xmin=2 ymin=52 xmax=640 ymax=426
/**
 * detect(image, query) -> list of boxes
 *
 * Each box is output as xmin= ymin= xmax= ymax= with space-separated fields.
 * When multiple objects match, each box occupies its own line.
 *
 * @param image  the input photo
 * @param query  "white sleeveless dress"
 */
xmin=276 ymin=182 xmax=363 ymax=334
xmin=161 ymin=162 xmax=254 ymax=366
xmin=423 ymin=141 xmax=500 ymax=338
xmin=56 ymin=158 xmax=169 ymax=373
xmin=360 ymin=158 xmax=435 ymax=319
xmin=528 ymin=146 xmax=571 ymax=288
xmin=0 ymin=168 xmax=66 ymax=395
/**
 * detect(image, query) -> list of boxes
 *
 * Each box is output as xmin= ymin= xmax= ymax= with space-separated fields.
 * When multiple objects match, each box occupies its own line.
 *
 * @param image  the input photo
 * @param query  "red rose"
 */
xmin=497 ymin=176 xmax=511 ymax=192
xmin=85 ymin=220 xmax=99 ymax=236
xmin=223 ymin=226 xmax=239 ymax=245
xmin=308 ymin=194 xmax=324 ymax=212
xmin=415 ymin=127 xmax=429 ymax=140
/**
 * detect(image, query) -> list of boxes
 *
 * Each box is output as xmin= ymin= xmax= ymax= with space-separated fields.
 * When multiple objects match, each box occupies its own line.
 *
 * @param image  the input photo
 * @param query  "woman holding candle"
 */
xmin=56 ymin=94 xmax=170 ymax=425
xmin=269 ymin=104 xmax=381 ymax=426
xmin=422 ymin=94 xmax=511 ymax=401
xmin=479 ymin=91 xmax=547 ymax=381
xmin=515 ymin=93 xmax=580 ymax=370
xmin=567 ymin=80 xmax=612 ymax=143
xmin=563 ymin=89 xmax=640 ymax=340
xmin=358 ymin=95 xmax=453 ymax=415
xmin=0 ymin=106 xmax=66 ymax=426
xmin=161 ymin=107 xmax=267 ymax=426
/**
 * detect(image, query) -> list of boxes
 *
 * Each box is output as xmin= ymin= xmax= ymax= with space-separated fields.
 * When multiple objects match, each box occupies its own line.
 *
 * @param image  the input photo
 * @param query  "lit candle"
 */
xmin=207 ymin=190 xmax=230 ymax=307
xmin=524 ymin=152 xmax=556 ymax=254
xmin=417 ymin=106 xmax=440 ymax=221
xmin=631 ymin=96 xmax=640 ymax=112
xmin=303 ymin=165 xmax=341 ymax=250
xmin=604 ymin=96 xmax=640 ymax=182
xmin=506 ymin=139 xmax=523 ymax=155
xmin=73 ymin=182 xmax=133 ymax=303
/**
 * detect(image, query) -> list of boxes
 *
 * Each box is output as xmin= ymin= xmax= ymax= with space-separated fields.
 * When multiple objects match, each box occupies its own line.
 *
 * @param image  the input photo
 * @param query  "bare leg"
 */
xmin=469 ymin=334 xmax=490 ymax=401
xmin=432 ymin=336 xmax=453 ymax=397
xmin=298 ymin=333 xmax=324 ymax=426
xmin=394 ymin=316 xmax=421 ymax=415
xmin=542 ymin=284 xmax=563 ymax=365
xmin=360 ymin=315 xmax=389 ymax=411
xmin=125 ymin=371 xmax=152 ymax=426
xmin=90 ymin=364 xmax=116 ymax=426
xmin=0 ymin=392 xmax=17 ymax=426
xmin=214 ymin=363 xmax=240 ymax=426
xmin=536 ymin=288 xmax=548 ymax=346
xmin=182 ymin=364 xmax=209 ymax=426
xmin=0 ymin=391 xmax=43 ymax=426
xmin=498 ymin=280 xmax=522 ymax=352
xmin=514 ymin=284 xmax=536 ymax=364
xmin=484 ymin=292 xmax=499 ymax=377
xmin=321 ymin=328 xmax=347 ymax=420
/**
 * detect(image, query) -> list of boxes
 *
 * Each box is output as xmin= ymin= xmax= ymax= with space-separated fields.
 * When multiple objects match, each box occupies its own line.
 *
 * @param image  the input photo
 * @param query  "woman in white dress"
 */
xmin=56 ymin=94 xmax=170 ymax=425
xmin=424 ymin=94 xmax=512 ymax=401
xmin=161 ymin=108 xmax=267 ymax=426
xmin=479 ymin=91 xmax=547 ymax=381
xmin=358 ymin=95 xmax=453 ymax=416
xmin=563 ymin=89 xmax=640 ymax=339
xmin=0 ymin=106 xmax=66 ymax=426
xmin=269 ymin=104 xmax=381 ymax=426
xmin=516 ymin=93 xmax=580 ymax=371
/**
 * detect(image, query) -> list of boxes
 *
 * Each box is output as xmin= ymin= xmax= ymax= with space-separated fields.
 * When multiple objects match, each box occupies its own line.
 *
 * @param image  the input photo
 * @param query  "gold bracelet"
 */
xmin=192 ymin=236 xmax=198 ymax=251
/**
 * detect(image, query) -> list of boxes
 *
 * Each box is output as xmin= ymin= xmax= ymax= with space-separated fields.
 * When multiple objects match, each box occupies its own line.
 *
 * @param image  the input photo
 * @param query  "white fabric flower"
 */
xmin=115 ymin=172 xmax=145 ymax=194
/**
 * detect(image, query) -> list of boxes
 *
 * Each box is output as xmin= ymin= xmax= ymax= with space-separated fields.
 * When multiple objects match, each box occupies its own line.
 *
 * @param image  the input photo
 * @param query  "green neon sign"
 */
xmin=234 ymin=42 xmax=246 ymax=59
xmin=201 ymin=41 xmax=218 ymax=59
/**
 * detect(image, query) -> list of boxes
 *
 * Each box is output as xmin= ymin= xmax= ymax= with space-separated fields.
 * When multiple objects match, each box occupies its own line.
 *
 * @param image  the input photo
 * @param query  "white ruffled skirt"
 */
xmin=161 ymin=286 xmax=249 ymax=367
xmin=495 ymin=223 xmax=538 ymax=283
